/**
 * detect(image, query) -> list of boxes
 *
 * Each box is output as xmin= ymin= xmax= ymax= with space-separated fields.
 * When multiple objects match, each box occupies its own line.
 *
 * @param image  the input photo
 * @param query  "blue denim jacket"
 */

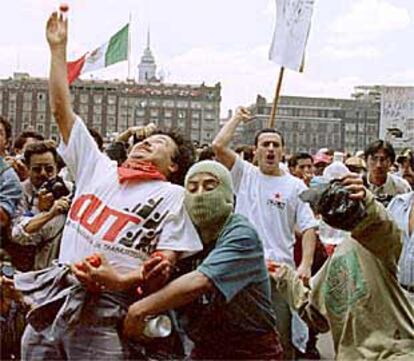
xmin=0 ymin=156 xmax=23 ymax=218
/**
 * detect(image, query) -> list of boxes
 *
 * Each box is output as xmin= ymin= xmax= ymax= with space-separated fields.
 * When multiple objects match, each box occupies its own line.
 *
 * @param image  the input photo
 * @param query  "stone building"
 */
xmin=238 ymin=93 xmax=379 ymax=154
xmin=0 ymin=72 xmax=221 ymax=144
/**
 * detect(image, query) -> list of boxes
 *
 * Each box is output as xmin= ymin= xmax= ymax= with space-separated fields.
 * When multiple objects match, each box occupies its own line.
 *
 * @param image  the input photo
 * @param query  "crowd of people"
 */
xmin=1 ymin=11 xmax=414 ymax=361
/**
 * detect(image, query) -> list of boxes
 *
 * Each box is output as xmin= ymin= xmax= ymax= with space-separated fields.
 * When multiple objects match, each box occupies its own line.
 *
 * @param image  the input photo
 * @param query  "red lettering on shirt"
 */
xmin=69 ymin=194 xmax=141 ymax=242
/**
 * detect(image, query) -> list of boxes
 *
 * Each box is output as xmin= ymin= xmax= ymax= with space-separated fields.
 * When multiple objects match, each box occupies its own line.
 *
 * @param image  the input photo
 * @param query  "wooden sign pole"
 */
xmin=268 ymin=66 xmax=285 ymax=128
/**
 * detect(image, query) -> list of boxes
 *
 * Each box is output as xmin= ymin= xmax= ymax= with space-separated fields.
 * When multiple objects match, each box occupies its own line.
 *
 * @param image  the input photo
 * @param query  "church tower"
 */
xmin=138 ymin=29 xmax=157 ymax=83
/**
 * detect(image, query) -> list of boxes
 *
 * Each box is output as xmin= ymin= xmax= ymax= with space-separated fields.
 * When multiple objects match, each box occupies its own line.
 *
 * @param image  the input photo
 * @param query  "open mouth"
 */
xmin=266 ymin=154 xmax=275 ymax=163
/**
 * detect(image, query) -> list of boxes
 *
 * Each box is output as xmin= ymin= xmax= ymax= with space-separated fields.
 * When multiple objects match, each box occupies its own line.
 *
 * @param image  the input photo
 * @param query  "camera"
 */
xmin=41 ymin=176 xmax=70 ymax=199
xmin=300 ymin=180 xmax=367 ymax=231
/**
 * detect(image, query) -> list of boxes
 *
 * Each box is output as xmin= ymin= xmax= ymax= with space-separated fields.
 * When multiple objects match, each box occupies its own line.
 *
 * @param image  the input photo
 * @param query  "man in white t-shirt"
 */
xmin=212 ymin=106 xmax=317 ymax=359
xmin=17 ymin=12 xmax=202 ymax=360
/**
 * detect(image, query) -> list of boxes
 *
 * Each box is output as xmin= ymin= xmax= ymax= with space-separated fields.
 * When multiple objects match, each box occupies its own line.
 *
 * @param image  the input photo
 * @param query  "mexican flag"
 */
xmin=67 ymin=24 xmax=129 ymax=84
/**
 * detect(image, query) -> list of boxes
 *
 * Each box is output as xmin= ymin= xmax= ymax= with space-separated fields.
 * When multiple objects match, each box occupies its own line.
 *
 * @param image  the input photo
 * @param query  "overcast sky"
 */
xmin=2 ymin=0 xmax=414 ymax=116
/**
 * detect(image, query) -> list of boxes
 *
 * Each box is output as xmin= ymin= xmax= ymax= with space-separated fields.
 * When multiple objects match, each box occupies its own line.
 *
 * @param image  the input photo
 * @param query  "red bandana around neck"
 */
xmin=117 ymin=159 xmax=166 ymax=184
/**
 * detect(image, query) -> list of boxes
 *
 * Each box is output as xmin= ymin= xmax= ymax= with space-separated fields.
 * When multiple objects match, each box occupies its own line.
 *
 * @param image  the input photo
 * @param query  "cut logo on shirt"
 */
xmin=67 ymin=193 xmax=170 ymax=255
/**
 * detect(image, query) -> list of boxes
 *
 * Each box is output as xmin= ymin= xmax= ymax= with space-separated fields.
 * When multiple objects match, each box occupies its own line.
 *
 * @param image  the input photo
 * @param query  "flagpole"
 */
xmin=127 ymin=12 xmax=132 ymax=80
xmin=268 ymin=66 xmax=285 ymax=128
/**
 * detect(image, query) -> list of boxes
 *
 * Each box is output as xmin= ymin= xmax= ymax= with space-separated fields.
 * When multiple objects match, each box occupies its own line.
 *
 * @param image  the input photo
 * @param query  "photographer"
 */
xmin=10 ymin=141 xmax=73 ymax=271
xmin=269 ymin=174 xmax=414 ymax=360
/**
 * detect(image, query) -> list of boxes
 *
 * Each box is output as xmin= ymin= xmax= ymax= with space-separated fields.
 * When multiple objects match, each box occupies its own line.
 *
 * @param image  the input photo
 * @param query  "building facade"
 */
xmin=239 ymin=93 xmax=380 ymax=154
xmin=0 ymin=72 xmax=221 ymax=144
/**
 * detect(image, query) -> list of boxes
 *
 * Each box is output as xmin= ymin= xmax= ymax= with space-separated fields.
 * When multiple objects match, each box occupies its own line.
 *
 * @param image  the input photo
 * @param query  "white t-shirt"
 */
xmin=57 ymin=117 xmax=202 ymax=273
xmin=231 ymin=157 xmax=317 ymax=266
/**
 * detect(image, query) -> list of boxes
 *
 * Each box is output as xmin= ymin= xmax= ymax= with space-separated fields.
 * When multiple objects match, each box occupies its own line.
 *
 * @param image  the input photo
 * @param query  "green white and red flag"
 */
xmin=67 ymin=24 xmax=129 ymax=84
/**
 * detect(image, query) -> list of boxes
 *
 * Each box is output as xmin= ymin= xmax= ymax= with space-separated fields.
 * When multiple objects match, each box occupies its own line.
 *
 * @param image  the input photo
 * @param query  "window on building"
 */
xmin=80 ymin=104 xmax=88 ymax=114
xmin=80 ymin=94 xmax=89 ymax=103
xmin=107 ymin=105 xmax=116 ymax=115
xmin=163 ymin=100 xmax=174 ymax=108
xmin=150 ymin=109 xmax=158 ymax=117
xmin=107 ymin=115 xmax=116 ymax=125
xmin=94 ymin=105 xmax=102 ymax=114
xmin=94 ymin=94 xmax=103 ymax=104
xmin=37 ymin=113 xmax=45 ymax=123
xmin=23 ymin=102 xmax=32 ymax=111
xmin=23 ymin=113 xmax=31 ymax=123
xmin=164 ymin=119 xmax=172 ymax=128
xmin=108 ymin=95 xmax=116 ymax=105
xmin=37 ymin=93 xmax=45 ymax=101
xmin=37 ymin=102 xmax=46 ymax=112
xmin=36 ymin=124 xmax=44 ymax=133
xmin=23 ymin=92 xmax=32 ymax=102
xmin=191 ymin=102 xmax=201 ymax=109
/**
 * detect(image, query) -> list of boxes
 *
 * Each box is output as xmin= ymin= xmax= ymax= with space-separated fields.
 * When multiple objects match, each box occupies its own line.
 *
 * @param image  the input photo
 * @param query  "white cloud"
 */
xmin=319 ymin=45 xmax=382 ymax=60
xmin=165 ymin=45 xmax=365 ymax=115
xmin=331 ymin=0 xmax=410 ymax=43
xmin=167 ymin=45 xmax=277 ymax=114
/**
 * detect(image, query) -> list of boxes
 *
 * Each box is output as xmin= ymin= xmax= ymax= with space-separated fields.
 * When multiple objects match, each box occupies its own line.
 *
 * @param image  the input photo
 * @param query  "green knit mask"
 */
xmin=184 ymin=161 xmax=234 ymax=232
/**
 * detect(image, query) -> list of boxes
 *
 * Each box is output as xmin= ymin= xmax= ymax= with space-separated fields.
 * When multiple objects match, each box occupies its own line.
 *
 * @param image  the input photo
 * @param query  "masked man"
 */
xmin=124 ymin=161 xmax=284 ymax=359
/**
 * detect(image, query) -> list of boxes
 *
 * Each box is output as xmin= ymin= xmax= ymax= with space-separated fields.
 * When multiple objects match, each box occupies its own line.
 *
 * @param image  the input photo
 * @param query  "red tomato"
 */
xmin=59 ymin=3 xmax=69 ymax=12
xmin=86 ymin=254 xmax=102 ymax=268
xmin=150 ymin=251 xmax=166 ymax=260
xmin=74 ymin=262 xmax=87 ymax=272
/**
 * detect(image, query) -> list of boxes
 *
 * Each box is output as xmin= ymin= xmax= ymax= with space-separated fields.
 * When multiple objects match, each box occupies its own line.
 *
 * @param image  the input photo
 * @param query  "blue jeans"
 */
xmin=21 ymin=323 xmax=127 ymax=360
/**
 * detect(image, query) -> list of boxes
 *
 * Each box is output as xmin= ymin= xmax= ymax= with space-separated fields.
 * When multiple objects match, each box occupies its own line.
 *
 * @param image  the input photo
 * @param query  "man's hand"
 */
xmin=49 ymin=196 xmax=71 ymax=216
xmin=296 ymin=263 xmax=311 ymax=287
xmin=266 ymin=259 xmax=280 ymax=273
xmin=46 ymin=11 xmax=67 ymax=50
xmin=340 ymin=173 xmax=366 ymax=201
xmin=5 ymin=156 xmax=28 ymax=181
xmin=233 ymin=106 xmax=252 ymax=123
xmin=72 ymin=253 xmax=126 ymax=292
xmin=123 ymin=302 xmax=150 ymax=342
xmin=38 ymin=190 xmax=55 ymax=212
xmin=140 ymin=251 xmax=174 ymax=294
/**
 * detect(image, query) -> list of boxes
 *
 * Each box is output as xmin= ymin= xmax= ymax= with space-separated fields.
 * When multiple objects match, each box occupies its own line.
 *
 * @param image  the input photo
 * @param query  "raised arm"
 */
xmin=46 ymin=12 xmax=75 ymax=144
xmin=212 ymin=107 xmax=251 ymax=170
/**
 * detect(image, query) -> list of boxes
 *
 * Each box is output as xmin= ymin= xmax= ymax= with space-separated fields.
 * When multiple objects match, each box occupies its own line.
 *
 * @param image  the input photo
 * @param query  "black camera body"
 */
xmin=41 ymin=176 xmax=70 ymax=199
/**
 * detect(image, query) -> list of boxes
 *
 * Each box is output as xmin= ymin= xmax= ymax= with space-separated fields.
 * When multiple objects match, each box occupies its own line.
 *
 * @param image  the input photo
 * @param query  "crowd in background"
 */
xmin=1 ymin=11 xmax=414 ymax=361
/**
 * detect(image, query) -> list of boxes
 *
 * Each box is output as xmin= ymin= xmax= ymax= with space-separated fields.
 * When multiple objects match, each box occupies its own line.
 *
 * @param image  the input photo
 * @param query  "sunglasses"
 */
xmin=30 ymin=165 xmax=56 ymax=174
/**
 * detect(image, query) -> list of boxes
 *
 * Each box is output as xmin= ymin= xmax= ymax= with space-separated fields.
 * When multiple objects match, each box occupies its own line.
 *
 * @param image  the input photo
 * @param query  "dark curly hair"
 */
xmin=154 ymin=129 xmax=196 ymax=186
xmin=23 ymin=140 xmax=58 ymax=166
xmin=13 ymin=131 xmax=44 ymax=152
